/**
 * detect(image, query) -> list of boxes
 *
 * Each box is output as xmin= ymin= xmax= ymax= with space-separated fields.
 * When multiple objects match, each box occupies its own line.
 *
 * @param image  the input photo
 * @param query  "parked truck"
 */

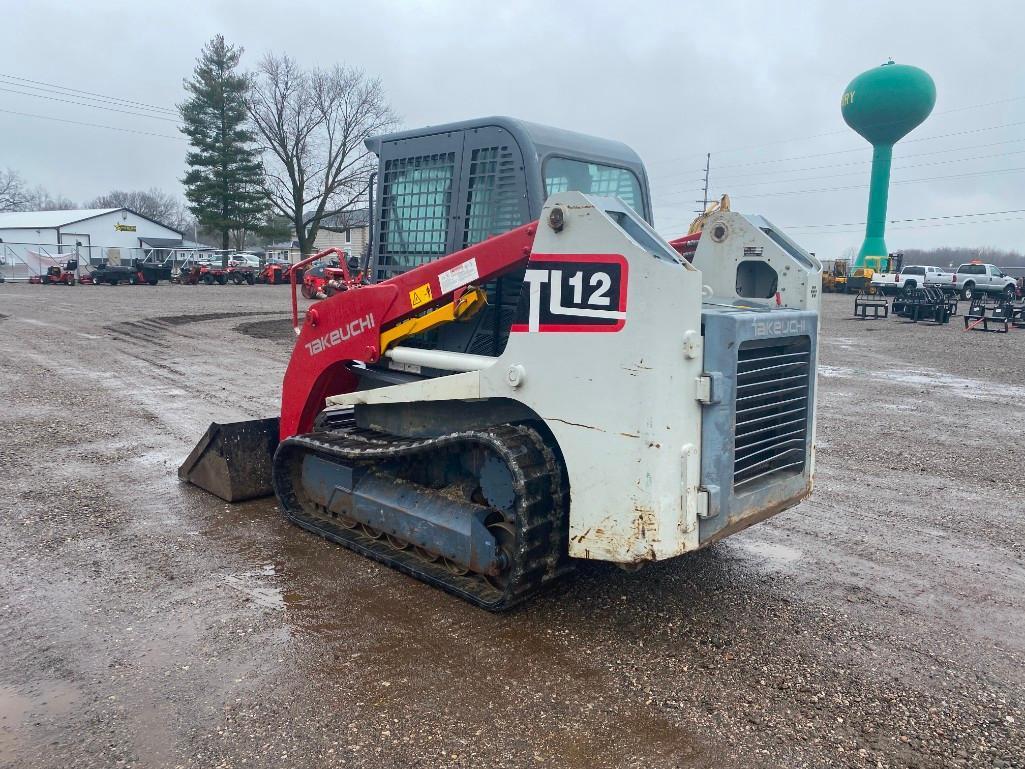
xmin=872 ymin=264 xmax=954 ymax=295
xmin=952 ymin=262 xmax=1017 ymax=300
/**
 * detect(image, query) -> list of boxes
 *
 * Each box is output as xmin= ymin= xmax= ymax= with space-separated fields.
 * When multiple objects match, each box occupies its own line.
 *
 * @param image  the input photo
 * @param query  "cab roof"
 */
xmin=366 ymin=115 xmax=646 ymax=175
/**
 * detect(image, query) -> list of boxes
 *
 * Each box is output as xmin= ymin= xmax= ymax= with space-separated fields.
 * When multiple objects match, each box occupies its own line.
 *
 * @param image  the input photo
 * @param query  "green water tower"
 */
xmin=841 ymin=60 xmax=936 ymax=268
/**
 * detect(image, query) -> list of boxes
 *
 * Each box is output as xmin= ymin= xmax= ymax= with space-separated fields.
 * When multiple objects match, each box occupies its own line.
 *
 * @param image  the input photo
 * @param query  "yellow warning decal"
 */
xmin=409 ymin=283 xmax=433 ymax=308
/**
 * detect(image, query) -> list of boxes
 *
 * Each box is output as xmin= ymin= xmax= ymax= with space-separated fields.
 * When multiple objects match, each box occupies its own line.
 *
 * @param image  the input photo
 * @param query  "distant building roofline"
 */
xmin=0 ymin=206 xmax=183 ymax=235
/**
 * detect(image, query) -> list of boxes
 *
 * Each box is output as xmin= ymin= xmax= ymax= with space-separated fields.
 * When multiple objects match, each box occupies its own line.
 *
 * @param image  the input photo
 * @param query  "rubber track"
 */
xmin=273 ymin=412 xmax=570 ymax=611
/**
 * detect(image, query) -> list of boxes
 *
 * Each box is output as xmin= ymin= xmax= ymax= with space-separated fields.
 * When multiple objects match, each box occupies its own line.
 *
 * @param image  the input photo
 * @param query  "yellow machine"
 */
xmin=848 ymin=253 xmax=902 ymax=294
xmin=688 ymin=194 xmax=731 ymax=235
xmin=821 ymin=259 xmax=850 ymax=293
xmin=847 ymin=266 xmax=874 ymax=293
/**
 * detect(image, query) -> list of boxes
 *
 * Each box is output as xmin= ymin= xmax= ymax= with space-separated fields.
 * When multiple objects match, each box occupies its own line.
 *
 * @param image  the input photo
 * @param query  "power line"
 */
xmin=659 ymin=146 xmax=868 ymax=176
xmin=0 ymin=72 xmax=179 ymax=115
xmin=647 ymin=94 xmax=1025 ymax=166
xmin=723 ymin=95 xmax=1025 ymax=155
xmin=0 ymin=77 xmax=180 ymax=116
xmin=652 ymin=137 xmax=1025 ymax=185
xmin=786 ymin=214 xmax=1025 ymax=236
xmin=655 ymin=198 xmax=1025 ymax=227
xmin=656 ymin=211 xmax=1025 ymax=238
xmin=905 ymin=119 xmax=1025 ymax=145
xmin=659 ymin=148 xmax=1025 ymax=194
xmin=784 ymin=208 xmax=1025 ymax=230
xmin=752 ymin=164 xmax=1025 ymax=198
xmin=658 ymin=164 xmax=1025 ymax=203
xmin=0 ymin=85 xmax=181 ymax=123
xmin=0 ymin=107 xmax=185 ymax=140
xmin=650 ymin=118 xmax=1025 ymax=185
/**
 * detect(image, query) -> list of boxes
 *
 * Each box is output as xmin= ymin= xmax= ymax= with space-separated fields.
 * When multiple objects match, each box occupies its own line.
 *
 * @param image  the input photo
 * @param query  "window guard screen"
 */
xmin=462 ymin=146 xmax=525 ymax=248
xmin=379 ymin=152 xmax=456 ymax=270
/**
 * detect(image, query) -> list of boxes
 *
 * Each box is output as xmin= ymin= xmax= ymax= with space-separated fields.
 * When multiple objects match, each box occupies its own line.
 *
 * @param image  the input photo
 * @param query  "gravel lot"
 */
xmin=0 ymin=283 xmax=1022 ymax=769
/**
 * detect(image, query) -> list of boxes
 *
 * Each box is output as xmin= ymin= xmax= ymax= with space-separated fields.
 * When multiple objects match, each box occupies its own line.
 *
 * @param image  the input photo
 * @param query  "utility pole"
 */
xmin=696 ymin=153 xmax=711 ymax=213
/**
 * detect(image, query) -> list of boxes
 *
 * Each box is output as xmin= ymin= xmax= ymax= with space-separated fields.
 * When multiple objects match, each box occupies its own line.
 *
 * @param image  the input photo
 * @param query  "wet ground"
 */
xmin=0 ymin=283 xmax=1022 ymax=769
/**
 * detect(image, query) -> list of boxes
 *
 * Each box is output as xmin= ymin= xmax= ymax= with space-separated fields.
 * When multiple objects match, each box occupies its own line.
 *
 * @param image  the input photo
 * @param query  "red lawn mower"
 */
xmin=178 ymin=263 xmax=229 ymax=285
xmin=298 ymin=250 xmax=363 ymax=299
xmin=256 ymin=261 xmax=292 ymax=284
xmin=31 ymin=259 xmax=79 ymax=285
xmin=226 ymin=265 xmax=257 ymax=285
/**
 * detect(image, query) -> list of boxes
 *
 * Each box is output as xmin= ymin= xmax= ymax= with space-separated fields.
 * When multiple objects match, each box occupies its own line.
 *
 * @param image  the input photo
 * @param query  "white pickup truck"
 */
xmin=952 ymin=263 xmax=1017 ymax=300
xmin=872 ymin=264 xmax=954 ymax=295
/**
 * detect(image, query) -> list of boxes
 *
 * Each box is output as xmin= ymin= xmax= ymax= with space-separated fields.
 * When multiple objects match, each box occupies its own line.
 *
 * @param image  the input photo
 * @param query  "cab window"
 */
xmin=544 ymin=157 xmax=643 ymax=215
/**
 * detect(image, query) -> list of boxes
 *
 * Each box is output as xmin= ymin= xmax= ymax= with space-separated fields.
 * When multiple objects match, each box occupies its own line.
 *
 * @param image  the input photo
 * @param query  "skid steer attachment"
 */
xmin=178 ymin=418 xmax=280 ymax=502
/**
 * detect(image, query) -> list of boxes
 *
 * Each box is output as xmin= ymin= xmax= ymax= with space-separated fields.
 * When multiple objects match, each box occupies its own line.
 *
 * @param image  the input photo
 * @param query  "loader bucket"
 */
xmin=178 ymin=418 xmax=280 ymax=502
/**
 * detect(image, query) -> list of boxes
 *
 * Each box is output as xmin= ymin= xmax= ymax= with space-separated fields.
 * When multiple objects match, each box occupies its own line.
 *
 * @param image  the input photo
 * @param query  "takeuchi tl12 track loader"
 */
xmin=180 ymin=117 xmax=822 ymax=610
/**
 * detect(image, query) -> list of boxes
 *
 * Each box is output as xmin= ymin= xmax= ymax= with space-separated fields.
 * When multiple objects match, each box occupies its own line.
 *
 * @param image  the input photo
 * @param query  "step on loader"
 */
xmin=180 ymin=117 xmax=822 ymax=609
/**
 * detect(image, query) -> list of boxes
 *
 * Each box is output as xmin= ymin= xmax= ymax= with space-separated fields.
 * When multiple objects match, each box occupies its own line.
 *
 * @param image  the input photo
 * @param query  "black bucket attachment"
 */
xmin=178 ymin=417 xmax=280 ymax=502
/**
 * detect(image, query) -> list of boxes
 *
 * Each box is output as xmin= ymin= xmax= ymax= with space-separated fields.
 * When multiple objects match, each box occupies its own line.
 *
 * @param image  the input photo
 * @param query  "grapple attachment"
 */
xmin=178 ymin=418 xmax=280 ymax=502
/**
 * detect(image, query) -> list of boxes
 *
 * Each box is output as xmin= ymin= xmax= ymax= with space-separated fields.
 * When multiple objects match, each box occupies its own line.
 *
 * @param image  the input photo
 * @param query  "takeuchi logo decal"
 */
xmin=304 ymin=313 xmax=375 ymax=355
xmin=752 ymin=318 xmax=809 ymax=338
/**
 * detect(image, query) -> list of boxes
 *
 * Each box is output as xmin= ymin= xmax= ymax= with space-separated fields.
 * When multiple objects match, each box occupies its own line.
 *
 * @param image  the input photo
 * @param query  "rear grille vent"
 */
xmin=734 ymin=336 xmax=811 ymax=489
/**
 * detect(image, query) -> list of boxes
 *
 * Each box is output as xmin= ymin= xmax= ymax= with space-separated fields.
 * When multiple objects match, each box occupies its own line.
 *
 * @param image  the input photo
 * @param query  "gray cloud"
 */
xmin=2 ymin=0 xmax=1022 ymax=258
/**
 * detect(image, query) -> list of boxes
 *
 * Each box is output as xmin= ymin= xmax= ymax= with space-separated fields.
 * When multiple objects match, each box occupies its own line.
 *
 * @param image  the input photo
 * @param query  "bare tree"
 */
xmin=0 ymin=169 xmax=29 ymax=212
xmin=167 ymin=200 xmax=197 ymax=236
xmin=89 ymin=188 xmax=178 ymax=223
xmin=24 ymin=187 xmax=76 ymax=211
xmin=1 ymin=171 xmax=78 ymax=212
xmin=247 ymin=54 xmax=396 ymax=256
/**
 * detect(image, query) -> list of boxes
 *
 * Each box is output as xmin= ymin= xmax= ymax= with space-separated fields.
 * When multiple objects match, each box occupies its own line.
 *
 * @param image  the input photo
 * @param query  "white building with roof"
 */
xmin=0 ymin=208 xmax=183 ymax=277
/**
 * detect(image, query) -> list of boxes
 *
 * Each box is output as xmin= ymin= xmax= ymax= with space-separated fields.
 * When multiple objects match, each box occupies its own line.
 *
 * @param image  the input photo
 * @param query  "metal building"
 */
xmin=0 ymin=207 xmax=183 ymax=278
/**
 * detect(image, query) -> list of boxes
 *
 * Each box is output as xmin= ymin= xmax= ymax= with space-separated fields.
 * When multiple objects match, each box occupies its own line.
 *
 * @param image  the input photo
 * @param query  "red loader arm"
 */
xmin=668 ymin=231 xmax=701 ymax=262
xmin=279 ymin=223 xmax=538 ymax=440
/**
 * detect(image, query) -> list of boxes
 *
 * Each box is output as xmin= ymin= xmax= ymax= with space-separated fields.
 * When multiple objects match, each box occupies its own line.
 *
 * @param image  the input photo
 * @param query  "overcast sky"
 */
xmin=2 ymin=0 xmax=1023 ymax=258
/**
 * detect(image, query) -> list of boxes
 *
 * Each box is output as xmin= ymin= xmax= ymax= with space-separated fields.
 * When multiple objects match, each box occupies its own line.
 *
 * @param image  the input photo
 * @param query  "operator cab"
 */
xmin=363 ymin=116 xmax=653 ymax=368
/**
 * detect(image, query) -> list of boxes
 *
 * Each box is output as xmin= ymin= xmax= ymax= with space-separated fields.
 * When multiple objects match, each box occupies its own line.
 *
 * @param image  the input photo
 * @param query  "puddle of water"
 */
xmin=16 ymin=318 xmax=67 ymax=330
xmin=735 ymin=539 xmax=803 ymax=567
xmin=819 ymin=364 xmax=1025 ymax=401
xmin=0 ymin=680 xmax=80 ymax=757
xmin=133 ymin=447 xmax=188 ymax=468
xmin=221 ymin=573 xmax=284 ymax=610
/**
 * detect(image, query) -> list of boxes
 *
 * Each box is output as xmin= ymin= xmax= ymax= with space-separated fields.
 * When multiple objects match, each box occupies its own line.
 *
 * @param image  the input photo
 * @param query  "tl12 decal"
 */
xmin=511 ymin=254 xmax=628 ymax=333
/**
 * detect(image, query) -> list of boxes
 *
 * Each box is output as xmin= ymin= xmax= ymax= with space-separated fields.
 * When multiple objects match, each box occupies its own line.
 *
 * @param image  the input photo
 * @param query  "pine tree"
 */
xmin=179 ymin=35 xmax=267 ymax=251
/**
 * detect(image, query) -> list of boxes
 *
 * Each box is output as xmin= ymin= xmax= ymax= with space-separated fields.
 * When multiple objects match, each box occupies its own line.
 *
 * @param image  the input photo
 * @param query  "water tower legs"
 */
xmin=856 ymin=143 xmax=893 ymax=267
